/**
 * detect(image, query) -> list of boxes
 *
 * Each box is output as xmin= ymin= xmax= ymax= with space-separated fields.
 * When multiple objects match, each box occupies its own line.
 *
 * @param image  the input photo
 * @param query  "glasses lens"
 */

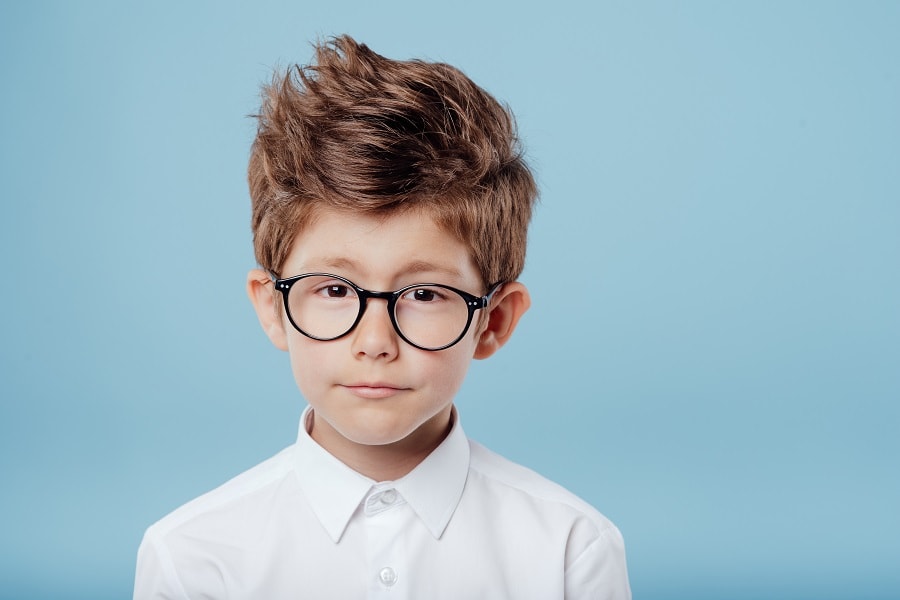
xmin=394 ymin=285 xmax=471 ymax=350
xmin=286 ymin=275 xmax=360 ymax=340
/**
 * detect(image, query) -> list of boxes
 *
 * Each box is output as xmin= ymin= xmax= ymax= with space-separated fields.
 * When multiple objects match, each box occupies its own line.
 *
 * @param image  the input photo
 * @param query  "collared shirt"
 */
xmin=134 ymin=407 xmax=631 ymax=599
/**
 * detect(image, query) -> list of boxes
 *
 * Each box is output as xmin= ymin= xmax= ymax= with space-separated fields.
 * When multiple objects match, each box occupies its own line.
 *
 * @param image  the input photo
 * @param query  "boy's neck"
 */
xmin=308 ymin=407 xmax=454 ymax=482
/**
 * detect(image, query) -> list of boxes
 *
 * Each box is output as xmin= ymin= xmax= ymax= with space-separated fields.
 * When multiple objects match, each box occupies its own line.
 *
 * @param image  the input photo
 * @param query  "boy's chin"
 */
xmin=317 ymin=407 xmax=452 ymax=450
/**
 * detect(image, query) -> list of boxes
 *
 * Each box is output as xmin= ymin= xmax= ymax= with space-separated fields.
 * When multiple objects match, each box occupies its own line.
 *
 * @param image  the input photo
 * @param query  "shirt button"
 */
xmin=380 ymin=489 xmax=397 ymax=505
xmin=379 ymin=566 xmax=398 ymax=587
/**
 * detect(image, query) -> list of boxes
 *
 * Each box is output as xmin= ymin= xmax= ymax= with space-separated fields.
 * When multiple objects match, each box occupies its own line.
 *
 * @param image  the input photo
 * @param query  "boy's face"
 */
xmin=248 ymin=207 xmax=529 ymax=469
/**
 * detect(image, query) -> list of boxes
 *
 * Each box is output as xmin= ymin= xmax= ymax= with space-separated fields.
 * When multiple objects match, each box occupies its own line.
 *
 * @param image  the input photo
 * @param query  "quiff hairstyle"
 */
xmin=248 ymin=35 xmax=537 ymax=287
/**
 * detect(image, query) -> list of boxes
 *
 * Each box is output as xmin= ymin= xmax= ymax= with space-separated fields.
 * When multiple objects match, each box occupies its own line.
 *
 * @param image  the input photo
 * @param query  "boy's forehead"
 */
xmin=282 ymin=206 xmax=479 ymax=281
xmin=290 ymin=205 xmax=461 ymax=247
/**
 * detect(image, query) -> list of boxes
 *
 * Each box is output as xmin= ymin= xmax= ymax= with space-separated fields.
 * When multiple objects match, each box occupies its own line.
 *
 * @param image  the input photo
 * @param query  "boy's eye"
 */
xmin=403 ymin=287 xmax=444 ymax=302
xmin=316 ymin=284 xmax=352 ymax=298
xmin=413 ymin=288 xmax=436 ymax=302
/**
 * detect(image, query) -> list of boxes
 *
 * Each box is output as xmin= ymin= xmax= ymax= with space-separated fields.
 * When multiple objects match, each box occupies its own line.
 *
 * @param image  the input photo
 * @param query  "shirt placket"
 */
xmin=364 ymin=486 xmax=411 ymax=599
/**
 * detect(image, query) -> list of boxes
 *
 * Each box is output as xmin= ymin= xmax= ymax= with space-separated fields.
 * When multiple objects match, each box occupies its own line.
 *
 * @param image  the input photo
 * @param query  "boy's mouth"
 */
xmin=342 ymin=383 xmax=408 ymax=399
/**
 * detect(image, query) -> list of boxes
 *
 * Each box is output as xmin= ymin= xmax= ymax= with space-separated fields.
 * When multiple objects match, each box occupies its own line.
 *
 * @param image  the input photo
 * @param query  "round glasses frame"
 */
xmin=272 ymin=272 xmax=502 ymax=351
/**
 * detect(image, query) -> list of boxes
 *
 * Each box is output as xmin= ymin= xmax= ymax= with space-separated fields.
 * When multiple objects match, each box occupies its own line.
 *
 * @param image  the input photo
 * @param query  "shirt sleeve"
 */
xmin=564 ymin=524 xmax=632 ymax=600
xmin=133 ymin=530 xmax=189 ymax=600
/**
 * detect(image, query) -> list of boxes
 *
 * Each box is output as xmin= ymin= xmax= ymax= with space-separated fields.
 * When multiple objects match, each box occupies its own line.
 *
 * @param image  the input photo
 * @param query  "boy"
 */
xmin=135 ymin=35 xmax=630 ymax=599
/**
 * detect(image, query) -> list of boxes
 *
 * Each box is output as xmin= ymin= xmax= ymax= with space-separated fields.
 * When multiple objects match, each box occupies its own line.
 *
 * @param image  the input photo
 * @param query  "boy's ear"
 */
xmin=247 ymin=269 xmax=288 ymax=351
xmin=473 ymin=281 xmax=530 ymax=360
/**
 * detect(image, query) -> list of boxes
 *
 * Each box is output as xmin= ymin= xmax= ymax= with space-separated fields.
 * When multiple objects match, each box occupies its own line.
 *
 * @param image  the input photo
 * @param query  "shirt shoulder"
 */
xmin=465 ymin=440 xmax=630 ymax=597
xmin=469 ymin=440 xmax=614 ymax=524
xmin=467 ymin=439 xmax=625 ymax=554
xmin=135 ymin=445 xmax=304 ymax=599
xmin=144 ymin=444 xmax=298 ymax=539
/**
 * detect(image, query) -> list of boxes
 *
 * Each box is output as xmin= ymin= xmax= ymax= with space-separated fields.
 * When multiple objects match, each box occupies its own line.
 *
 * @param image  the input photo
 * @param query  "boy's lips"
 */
xmin=341 ymin=382 xmax=409 ymax=399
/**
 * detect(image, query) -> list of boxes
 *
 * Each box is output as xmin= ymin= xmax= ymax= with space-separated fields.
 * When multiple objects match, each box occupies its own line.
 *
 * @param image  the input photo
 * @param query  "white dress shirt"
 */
xmin=134 ymin=407 xmax=630 ymax=599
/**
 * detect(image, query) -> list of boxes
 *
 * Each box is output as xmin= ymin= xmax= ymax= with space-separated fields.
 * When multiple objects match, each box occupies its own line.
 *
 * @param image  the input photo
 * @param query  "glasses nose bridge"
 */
xmin=357 ymin=288 xmax=399 ymax=321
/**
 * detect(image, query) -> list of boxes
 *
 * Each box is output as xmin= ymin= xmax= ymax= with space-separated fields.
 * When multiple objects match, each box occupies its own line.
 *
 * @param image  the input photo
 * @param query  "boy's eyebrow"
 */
xmin=309 ymin=256 xmax=464 ymax=280
xmin=399 ymin=260 xmax=464 ymax=280
xmin=314 ymin=256 xmax=358 ymax=272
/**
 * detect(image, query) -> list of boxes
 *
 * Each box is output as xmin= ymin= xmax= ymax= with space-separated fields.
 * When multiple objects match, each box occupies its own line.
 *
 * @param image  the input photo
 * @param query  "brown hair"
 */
xmin=248 ymin=35 xmax=537 ymax=287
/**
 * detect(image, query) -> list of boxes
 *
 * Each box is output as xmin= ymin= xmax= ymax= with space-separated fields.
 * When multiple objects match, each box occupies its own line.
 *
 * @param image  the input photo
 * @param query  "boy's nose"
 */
xmin=350 ymin=298 xmax=400 ymax=360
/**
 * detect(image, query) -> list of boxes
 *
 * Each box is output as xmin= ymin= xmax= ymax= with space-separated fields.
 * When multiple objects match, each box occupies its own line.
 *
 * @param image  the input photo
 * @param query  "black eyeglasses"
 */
xmin=272 ymin=272 xmax=501 ymax=351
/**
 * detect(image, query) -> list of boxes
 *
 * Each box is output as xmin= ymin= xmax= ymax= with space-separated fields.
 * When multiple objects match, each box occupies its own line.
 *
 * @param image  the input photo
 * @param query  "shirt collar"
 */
xmin=290 ymin=405 xmax=470 ymax=543
xmin=394 ymin=406 xmax=470 ymax=539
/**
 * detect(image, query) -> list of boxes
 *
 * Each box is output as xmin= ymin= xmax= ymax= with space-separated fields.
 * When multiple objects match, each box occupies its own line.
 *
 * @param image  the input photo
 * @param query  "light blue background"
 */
xmin=1 ymin=2 xmax=898 ymax=599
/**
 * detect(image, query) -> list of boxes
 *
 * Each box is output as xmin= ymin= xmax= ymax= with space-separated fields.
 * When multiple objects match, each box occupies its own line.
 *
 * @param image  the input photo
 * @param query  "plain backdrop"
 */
xmin=1 ymin=2 xmax=898 ymax=599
